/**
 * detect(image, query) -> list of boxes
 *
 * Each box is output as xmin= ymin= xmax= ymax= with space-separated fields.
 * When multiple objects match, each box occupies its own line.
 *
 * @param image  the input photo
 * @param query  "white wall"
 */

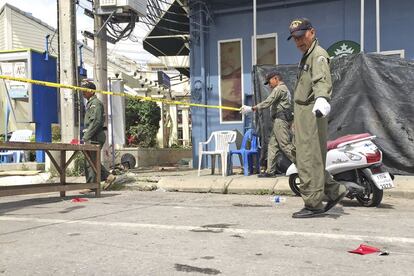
xmin=0 ymin=12 xmax=5 ymax=50
xmin=10 ymin=9 xmax=58 ymax=52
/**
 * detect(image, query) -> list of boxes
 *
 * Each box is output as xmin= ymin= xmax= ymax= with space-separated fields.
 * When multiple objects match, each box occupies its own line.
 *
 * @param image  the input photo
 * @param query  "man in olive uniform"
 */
xmin=287 ymin=18 xmax=347 ymax=218
xmin=241 ymin=72 xmax=295 ymax=177
xmin=81 ymin=81 xmax=116 ymax=191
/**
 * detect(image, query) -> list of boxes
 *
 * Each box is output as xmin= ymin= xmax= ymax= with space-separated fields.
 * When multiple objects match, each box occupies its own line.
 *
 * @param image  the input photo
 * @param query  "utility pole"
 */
xmin=58 ymin=0 xmax=78 ymax=142
xmin=93 ymin=0 xmax=108 ymax=95
xmin=93 ymin=0 xmax=111 ymax=169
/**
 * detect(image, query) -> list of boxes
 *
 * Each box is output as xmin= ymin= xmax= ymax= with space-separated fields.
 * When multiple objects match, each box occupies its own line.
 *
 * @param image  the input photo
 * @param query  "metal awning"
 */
xmin=143 ymin=0 xmax=189 ymax=76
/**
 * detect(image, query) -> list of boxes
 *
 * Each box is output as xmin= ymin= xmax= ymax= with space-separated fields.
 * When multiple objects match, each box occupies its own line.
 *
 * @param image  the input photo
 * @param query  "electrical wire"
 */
xmin=48 ymin=29 xmax=58 ymax=55
xmin=106 ymin=11 xmax=138 ymax=43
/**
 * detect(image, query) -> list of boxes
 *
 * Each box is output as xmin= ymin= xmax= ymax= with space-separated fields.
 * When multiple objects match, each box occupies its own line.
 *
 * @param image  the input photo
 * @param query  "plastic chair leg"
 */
xmin=211 ymin=155 xmax=216 ymax=175
xmin=221 ymin=153 xmax=227 ymax=177
xmin=198 ymin=153 xmax=203 ymax=176
xmin=242 ymin=153 xmax=249 ymax=176
xmin=228 ymin=154 xmax=233 ymax=175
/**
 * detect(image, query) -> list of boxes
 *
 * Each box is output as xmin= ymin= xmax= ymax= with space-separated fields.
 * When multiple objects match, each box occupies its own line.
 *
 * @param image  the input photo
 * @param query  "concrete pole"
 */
xmin=93 ymin=0 xmax=108 ymax=95
xmin=58 ymin=0 xmax=78 ymax=142
xmin=93 ymin=0 xmax=111 ymax=169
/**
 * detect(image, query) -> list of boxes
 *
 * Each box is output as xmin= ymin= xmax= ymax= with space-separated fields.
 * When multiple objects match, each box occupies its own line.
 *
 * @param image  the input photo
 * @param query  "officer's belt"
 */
xmin=294 ymin=95 xmax=315 ymax=106
xmin=272 ymin=109 xmax=293 ymax=121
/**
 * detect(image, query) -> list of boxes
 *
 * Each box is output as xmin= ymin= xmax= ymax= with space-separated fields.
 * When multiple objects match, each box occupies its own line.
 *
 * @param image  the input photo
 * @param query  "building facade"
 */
xmin=189 ymin=0 xmax=414 ymax=168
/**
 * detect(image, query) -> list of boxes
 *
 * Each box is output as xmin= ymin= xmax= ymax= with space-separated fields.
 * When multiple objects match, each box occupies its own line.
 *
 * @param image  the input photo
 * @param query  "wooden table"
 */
xmin=0 ymin=142 xmax=101 ymax=197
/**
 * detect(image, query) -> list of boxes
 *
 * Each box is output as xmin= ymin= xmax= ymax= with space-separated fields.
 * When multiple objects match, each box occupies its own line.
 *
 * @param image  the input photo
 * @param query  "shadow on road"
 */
xmin=0 ymin=193 xmax=120 ymax=215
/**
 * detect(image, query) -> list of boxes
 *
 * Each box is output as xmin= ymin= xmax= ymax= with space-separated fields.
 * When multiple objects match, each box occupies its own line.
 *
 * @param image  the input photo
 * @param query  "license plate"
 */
xmin=371 ymin=172 xmax=394 ymax=190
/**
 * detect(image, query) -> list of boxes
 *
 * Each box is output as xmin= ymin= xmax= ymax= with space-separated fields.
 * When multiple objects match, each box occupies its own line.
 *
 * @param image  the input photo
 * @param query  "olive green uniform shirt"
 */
xmin=83 ymin=95 xmax=106 ymax=145
xmin=255 ymin=83 xmax=292 ymax=117
xmin=294 ymin=40 xmax=332 ymax=105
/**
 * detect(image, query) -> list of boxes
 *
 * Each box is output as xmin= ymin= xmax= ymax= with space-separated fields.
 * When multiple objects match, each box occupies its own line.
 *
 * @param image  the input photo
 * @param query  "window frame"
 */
xmin=251 ymin=33 xmax=278 ymax=65
xmin=217 ymin=38 xmax=244 ymax=124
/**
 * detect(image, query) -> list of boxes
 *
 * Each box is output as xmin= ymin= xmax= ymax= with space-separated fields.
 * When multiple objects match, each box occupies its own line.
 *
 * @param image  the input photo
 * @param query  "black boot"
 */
xmin=292 ymin=207 xmax=325 ymax=218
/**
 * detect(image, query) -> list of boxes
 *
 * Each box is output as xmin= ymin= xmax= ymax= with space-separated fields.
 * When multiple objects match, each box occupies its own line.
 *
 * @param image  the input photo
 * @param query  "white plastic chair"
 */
xmin=0 ymin=129 xmax=33 ymax=163
xmin=198 ymin=130 xmax=236 ymax=177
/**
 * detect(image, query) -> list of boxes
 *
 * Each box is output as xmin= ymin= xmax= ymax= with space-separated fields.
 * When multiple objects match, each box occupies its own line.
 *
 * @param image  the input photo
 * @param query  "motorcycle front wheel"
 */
xmin=288 ymin=173 xmax=301 ymax=196
xmin=355 ymin=171 xmax=383 ymax=207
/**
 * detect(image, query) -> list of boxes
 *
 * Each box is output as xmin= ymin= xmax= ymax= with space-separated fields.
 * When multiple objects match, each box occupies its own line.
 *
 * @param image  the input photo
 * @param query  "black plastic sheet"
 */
xmin=253 ymin=53 xmax=414 ymax=175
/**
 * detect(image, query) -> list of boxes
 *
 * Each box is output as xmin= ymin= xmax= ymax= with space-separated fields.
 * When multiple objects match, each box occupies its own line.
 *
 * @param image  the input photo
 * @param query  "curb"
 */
xmin=147 ymin=175 xmax=414 ymax=199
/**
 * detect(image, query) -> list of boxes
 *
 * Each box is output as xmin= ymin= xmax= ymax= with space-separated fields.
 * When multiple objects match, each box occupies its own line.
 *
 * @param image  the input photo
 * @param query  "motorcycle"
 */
xmin=286 ymin=133 xmax=394 ymax=207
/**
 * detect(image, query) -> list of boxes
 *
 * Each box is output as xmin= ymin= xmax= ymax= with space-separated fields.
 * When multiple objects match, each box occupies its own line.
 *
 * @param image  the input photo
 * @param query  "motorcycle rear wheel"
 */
xmin=355 ymin=171 xmax=383 ymax=207
xmin=288 ymin=173 xmax=301 ymax=196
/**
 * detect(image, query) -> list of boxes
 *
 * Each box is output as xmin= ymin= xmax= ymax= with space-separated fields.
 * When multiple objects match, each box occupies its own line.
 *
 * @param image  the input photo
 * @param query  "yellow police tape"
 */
xmin=0 ymin=75 xmax=241 ymax=111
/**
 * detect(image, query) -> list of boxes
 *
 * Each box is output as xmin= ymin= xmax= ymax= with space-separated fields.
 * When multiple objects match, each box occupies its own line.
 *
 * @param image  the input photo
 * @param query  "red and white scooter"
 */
xmin=286 ymin=133 xmax=394 ymax=207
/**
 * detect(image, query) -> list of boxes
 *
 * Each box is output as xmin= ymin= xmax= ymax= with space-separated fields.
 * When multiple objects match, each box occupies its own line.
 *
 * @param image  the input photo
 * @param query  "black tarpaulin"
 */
xmin=253 ymin=53 xmax=414 ymax=175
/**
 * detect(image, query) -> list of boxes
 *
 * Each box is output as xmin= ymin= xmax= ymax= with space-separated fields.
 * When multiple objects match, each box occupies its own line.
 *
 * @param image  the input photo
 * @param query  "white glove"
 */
xmin=312 ymin=97 xmax=331 ymax=117
xmin=240 ymin=105 xmax=253 ymax=114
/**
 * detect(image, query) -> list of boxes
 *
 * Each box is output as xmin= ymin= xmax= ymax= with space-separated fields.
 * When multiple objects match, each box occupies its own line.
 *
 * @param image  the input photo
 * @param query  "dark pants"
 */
xmin=84 ymin=143 xmax=110 ymax=183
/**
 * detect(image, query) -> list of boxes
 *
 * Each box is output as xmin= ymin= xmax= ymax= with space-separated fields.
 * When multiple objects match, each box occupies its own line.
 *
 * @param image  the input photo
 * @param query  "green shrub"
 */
xmin=51 ymin=124 xmax=61 ymax=142
xmin=125 ymin=99 xmax=161 ymax=147
xmin=67 ymin=153 xmax=85 ymax=176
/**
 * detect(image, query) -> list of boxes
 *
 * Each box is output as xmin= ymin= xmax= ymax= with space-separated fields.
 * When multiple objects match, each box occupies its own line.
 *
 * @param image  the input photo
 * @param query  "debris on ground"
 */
xmin=71 ymin=197 xmax=88 ymax=203
xmin=348 ymin=244 xmax=389 ymax=256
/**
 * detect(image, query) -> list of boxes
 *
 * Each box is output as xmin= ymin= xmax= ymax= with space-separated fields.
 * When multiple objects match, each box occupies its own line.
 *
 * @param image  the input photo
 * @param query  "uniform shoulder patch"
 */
xmin=317 ymin=56 xmax=328 ymax=63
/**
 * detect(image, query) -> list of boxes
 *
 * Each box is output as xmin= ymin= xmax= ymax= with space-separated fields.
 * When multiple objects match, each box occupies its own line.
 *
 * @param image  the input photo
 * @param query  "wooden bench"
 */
xmin=0 ymin=142 xmax=101 ymax=197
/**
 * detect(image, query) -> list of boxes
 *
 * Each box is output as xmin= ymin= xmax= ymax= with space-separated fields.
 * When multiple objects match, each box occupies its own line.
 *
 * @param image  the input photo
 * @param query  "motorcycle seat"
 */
xmin=327 ymin=133 xmax=372 ymax=150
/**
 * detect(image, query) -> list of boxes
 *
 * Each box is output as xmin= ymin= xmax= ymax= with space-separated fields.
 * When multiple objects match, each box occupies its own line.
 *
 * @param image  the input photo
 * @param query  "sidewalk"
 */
xmin=127 ymin=168 xmax=414 ymax=199
xmin=0 ymin=167 xmax=413 ymax=199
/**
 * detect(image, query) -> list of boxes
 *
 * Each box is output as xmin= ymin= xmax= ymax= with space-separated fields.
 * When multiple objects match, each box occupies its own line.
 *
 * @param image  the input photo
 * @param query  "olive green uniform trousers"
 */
xmin=266 ymin=118 xmax=295 ymax=174
xmin=294 ymin=104 xmax=346 ymax=210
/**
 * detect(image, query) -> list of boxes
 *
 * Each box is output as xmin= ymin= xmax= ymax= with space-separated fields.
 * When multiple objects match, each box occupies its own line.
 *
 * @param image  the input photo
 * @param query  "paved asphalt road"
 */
xmin=1 ymin=191 xmax=413 ymax=275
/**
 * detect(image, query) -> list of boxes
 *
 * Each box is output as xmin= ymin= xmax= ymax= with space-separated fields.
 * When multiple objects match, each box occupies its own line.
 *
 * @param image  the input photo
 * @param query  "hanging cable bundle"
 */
xmin=106 ymin=11 xmax=138 ymax=43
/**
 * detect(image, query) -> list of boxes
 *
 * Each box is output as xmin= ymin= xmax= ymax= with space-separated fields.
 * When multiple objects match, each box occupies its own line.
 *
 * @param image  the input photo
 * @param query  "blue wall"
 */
xmin=190 ymin=0 xmax=414 ymax=168
xmin=31 ymin=50 xmax=58 ymax=162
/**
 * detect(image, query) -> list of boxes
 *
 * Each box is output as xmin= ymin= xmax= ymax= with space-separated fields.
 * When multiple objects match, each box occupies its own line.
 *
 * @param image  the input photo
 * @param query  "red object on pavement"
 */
xmin=71 ymin=197 xmax=88 ymax=203
xmin=348 ymin=244 xmax=381 ymax=255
